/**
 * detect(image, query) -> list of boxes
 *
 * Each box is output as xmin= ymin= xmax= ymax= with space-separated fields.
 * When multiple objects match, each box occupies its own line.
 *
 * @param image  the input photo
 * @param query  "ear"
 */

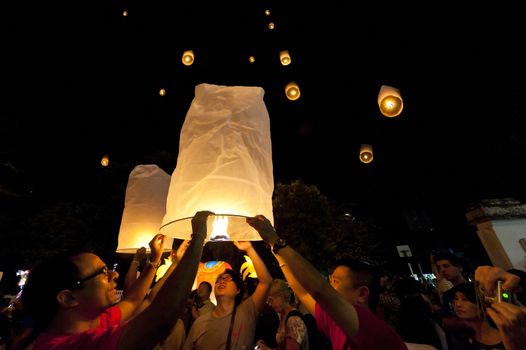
xmin=357 ymin=286 xmax=370 ymax=305
xmin=56 ymin=290 xmax=79 ymax=308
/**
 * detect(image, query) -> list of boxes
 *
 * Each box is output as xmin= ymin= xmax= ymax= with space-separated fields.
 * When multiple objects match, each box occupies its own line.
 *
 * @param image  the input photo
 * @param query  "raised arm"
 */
xmin=117 ymin=211 xmax=212 ymax=350
xmin=233 ymin=241 xmax=272 ymax=313
xmin=117 ymin=234 xmax=164 ymax=321
xmin=123 ymin=247 xmax=146 ymax=295
xmin=247 ymin=215 xmax=358 ymax=337
xmin=133 ymin=240 xmax=191 ymax=316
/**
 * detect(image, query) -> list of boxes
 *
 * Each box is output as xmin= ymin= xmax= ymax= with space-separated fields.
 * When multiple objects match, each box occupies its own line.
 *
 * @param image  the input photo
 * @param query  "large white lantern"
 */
xmin=117 ymin=164 xmax=174 ymax=253
xmin=160 ymin=83 xmax=274 ymax=242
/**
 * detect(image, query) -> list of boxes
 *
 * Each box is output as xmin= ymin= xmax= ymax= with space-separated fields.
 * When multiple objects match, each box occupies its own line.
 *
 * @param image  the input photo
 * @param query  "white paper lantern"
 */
xmin=117 ymin=164 xmax=174 ymax=253
xmin=160 ymin=83 xmax=274 ymax=241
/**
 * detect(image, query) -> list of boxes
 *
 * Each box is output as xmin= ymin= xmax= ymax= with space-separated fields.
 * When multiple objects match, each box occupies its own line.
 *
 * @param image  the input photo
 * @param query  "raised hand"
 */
xmin=475 ymin=265 xmax=521 ymax=296
xmin=233 ymin=240 xmax=253 ymax=252
xmin=191 ymin=211 xmax=214 ymax=241
xmin=149 ymin=233 xmax=165 ymax=263
xmin=173 ymin=240 xmax=191 ymax=263
xmin=487 ymin=302 xmax=526 ymax=350
xmin=133 ymin=247 xmax=147 ymax=263
xmin=246 ymin=215 xmax=278 ymax=244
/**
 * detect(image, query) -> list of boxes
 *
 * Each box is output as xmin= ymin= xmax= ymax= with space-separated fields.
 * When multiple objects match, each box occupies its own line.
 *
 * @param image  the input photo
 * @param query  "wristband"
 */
xmin=145 ymin=259 xmax=161 ymax=268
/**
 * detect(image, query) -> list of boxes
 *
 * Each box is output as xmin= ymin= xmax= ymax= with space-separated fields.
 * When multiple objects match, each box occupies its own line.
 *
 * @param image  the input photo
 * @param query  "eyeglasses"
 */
xmin=74 ymin=265 xmax=111 ymax=287
xmin=215 ymin=275 xmax=234 ymax=284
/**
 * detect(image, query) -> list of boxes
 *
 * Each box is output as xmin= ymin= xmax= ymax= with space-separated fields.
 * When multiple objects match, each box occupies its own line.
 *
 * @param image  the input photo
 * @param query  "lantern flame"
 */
xmin=210 ymin=215 xmax=230 ymax=241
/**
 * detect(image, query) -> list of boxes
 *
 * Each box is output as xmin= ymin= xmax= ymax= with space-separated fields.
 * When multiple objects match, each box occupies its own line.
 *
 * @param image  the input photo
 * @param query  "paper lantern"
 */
xmin=182 ymin=50 xmax=194 ymax=66
xmin=268 ymin=22 xmax=275 ymax=30
xmin=101 ymin=154 xmax=109 ymax=167
xmin=285 ymin=81 xmax=300 ymax=101
xmin=249 ymin=56 xmax=255 ymax=63
xmin=280 ymin=50 xmax=291 ymax=66
xmin=378 ymin=85 xmax=403 ymax=117
xmin=264 ymin=9 xmax=271 ymax=16
xmin=359 ymin=144 xmax=373 ymax=164
xmin=117 ymin=164 xmax=174 ymax=253
xmin=160 ymin=83 xmax=274 ymax=241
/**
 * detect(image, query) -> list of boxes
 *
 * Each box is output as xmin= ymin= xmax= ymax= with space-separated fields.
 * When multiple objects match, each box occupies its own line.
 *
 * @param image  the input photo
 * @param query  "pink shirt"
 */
xmin=34 ymin=305 xmax=123 ymax=350
xmin=315 ymin=302 xmax=407 ymax=350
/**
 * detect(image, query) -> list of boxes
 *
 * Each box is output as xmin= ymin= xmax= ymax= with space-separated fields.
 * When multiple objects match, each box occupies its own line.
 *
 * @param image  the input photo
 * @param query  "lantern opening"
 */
xmin=210 ymin=216 xmax=230 ymax=241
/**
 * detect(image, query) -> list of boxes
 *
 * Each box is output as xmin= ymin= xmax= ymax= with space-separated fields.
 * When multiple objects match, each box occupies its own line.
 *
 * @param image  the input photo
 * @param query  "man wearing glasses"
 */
xmin=21 ymin=210 xmax=212 ymax=350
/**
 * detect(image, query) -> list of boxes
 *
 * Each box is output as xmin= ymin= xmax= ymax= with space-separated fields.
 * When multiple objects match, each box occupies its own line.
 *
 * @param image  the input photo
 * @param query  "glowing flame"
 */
xmin=210 ymin=215 xmax=229 ymax=241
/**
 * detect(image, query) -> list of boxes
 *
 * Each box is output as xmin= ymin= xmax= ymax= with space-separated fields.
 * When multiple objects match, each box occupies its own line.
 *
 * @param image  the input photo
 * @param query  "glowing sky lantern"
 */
xmin=117 ymin=164 xmax=174 ymax=253
xmin=249 ymin=56 xmax=255 ymax=63
xmin=160 ymin=83 xmax=274 ymax=241
xmin=378 ymin=85 xmax=403 ymax=117
xmin=182 ymin=50 xmax=194 ymax=66
xmin=285 ymin=81 xmax=300 ymax=101
xmin=360 ymin=144 xmax=374 ymax=164
xmin=280 ymin=50 xmax=291 ymax=66
xmin=101 ymin=154 xmax=109 ymax=167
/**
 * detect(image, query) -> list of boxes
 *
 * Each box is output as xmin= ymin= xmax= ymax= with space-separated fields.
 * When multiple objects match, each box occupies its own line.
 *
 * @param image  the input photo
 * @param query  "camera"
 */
xmin=483 ymin=281 xmax=511 ymax=304
xmin=475 ymin=280 xmax=513 ymax=319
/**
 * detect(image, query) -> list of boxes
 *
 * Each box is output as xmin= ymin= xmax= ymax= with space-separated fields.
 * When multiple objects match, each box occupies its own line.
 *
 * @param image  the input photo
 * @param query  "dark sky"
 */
xmin=3 ymin=1 xmax=526 ymax=252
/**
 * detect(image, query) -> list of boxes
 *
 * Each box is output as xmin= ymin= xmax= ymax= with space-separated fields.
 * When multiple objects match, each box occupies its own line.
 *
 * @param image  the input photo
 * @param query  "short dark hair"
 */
xmin=449 ymin=282 xmax=477 ymax=304
xmin=21 ymin=253 xmax=84 ymax=329
xmin=433 ymin=252 xmax=463 ymax=268
xmin=199 ymin=281 xmax=212 ymax=293
xmin=222 ymin=269 xmax=245 ymax=305
xmin=332 ymin=258 xmax=380 ymax=309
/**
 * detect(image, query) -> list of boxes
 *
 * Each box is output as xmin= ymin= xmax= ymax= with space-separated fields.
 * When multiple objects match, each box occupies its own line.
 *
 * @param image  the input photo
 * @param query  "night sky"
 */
xmin=3 ymin=1 xmax=526 ymax=263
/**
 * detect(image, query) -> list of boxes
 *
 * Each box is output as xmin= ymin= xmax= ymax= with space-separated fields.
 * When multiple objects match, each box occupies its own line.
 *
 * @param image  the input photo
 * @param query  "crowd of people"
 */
xmin=1 ymin=211 xmax=526 ymax=350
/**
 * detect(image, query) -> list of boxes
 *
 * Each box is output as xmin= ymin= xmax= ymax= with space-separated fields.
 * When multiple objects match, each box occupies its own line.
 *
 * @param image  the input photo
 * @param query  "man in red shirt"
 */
xmin=21 ymin=211 xmax=212 ymax=350
xmin=247 ymin=215 xmax=408 ymax=350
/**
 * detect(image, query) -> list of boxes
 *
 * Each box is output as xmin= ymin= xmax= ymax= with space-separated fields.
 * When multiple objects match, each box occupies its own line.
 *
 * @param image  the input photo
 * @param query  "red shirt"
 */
xmin=34 ymin=305 xmax=123 ymax=350
xmin=315 ymin=302 xmax=407 ymax=350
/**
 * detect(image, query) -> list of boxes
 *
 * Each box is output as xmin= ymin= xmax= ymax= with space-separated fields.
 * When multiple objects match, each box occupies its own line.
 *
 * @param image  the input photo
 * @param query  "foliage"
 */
xmin=272 ymin=180 xmax=390 ymax=274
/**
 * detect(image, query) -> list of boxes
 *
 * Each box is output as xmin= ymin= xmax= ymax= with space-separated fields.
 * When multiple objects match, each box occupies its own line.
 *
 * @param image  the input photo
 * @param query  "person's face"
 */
xmin=266 ymin=289 xmax=286 ymax=313
xmin=197 ymin=283 xmax=211 ymax=300
xmin=453 ymin=291 xmax=478 ymax=319
xmin=214 ymin=273 xmax=239 ymax=300
xmin=436 ymin=259 xmax=462 ymax=281
xmin=329 ymin=266 xmax=360 ymax=304
xmin=71 ymin=253 xmax=119 ymax=311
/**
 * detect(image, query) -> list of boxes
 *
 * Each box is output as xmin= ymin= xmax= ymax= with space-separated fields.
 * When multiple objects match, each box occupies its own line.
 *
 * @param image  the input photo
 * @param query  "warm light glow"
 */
xmin=378 ymin=85 xmax=403 ymax=117
xmin=249 ymin=56 xmax=255 ymax=63
xmin=210 ymin=216 xmax=230 ymax=241
xmin=159 ymin=88 xmax=166 ymax=96
xmin=101 ymin=154 xmax=109 ymax=167
xmin=117 ymin=165 xmax=174 ymax=253
xmin=122 ymin=10 xmax=128 ymax=17
xmin=182 ymin=50 xmax=194 ymax=66
xmin=268 ymin=22 xmax=275 ymax=30
xmin=265 ymin=9 xmax=271 ymax=16
xmin=280 ymin=50 xmax=291 ymax=66
xmin=359 ymin=144 xmax=374 ymax=164
xmin=285 ymin=81 xmax=301 ymax=101
xmin=160 ymin=83 xmax=274 ymax=241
